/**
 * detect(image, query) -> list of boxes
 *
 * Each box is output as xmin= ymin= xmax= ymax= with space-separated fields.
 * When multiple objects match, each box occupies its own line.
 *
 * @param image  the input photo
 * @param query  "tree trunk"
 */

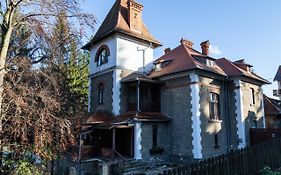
xmin=0 ymin=23 xmax=14 ymax=160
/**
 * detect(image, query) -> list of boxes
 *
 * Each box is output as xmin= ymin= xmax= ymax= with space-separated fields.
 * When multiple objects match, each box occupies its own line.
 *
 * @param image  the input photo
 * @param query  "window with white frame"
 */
xmin=209 ymin=93 xmax=220 ymax=121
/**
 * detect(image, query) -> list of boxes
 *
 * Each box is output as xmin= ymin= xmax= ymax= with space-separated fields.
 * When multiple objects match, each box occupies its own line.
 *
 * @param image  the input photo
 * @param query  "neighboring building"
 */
xmin=264 ymin=66 xmax=281 ymax=128
xmin=264 ymin=95 xmax=281 ymax=128
xmin=273 ymin=66 xmax=281 ymax=101
xmin=80 ymin=0 xmax=270 ymax=167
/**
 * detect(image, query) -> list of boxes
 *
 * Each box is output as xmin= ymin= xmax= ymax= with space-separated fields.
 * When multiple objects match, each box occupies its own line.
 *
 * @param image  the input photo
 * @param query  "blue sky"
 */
xmin=81 ymin=0 xmax=281 ymax=98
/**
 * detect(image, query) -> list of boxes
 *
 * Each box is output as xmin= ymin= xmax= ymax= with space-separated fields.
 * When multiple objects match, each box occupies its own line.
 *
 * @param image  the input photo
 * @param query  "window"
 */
xmin=152 ymin=125 xmax=158 ymax=148
xmin=97 ymin=49 xmax=108 ymax=66
xmin=95 ymin=45 xmax=110 ymax=66
xmin=250 ymin=88 xmax=255 ymax=105
xmin=206 ymin=59 xmax=214 ymax=67
xmin=98 ymin=83 xmax=104 ymax=104
xmin=209 ymin=93 xmax=220 ymax=121
xmin=214 ymin=134 xmax=220 ymax=148
xmin=252 ymin=120 xmax=258 ymax=128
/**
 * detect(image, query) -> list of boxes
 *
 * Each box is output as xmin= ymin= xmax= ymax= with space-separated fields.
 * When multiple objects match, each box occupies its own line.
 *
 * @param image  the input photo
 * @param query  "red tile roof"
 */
xmin=216 ymin=58 xmax=270 ymax=84
xmin=274 ymin=66 xmax=281 ymax=81
xmin=148 ymin=40 xmax=269 ymax=84
xmin=83 ymin=0 xmax=161 ymax=50
xmin=84 ymin=111 xmax=171 ymax=129
xmin=264 ymin=95 xmax=281 ymax=115
xmin=149 ymin=43 xmax=226 ymax=78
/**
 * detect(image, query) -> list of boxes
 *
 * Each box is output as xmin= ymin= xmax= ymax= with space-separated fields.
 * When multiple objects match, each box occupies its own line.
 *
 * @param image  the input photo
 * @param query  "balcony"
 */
xmin=128 ymin=102 xmax=161 ymax=112
xmin=80 ymin=145 xmax=114 ymax=160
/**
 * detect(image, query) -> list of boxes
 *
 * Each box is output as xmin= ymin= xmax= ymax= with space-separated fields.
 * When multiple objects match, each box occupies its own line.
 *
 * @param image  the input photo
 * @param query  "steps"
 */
xmin=122 ymin=160 xmax=149 ymax=175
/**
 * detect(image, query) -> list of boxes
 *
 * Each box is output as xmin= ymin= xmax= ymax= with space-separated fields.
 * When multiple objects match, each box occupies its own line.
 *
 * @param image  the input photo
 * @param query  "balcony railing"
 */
xmin=128 ymin=102 xmax=161 ymax=112
xmin=81 ymin=145 xmax=114 ymax=160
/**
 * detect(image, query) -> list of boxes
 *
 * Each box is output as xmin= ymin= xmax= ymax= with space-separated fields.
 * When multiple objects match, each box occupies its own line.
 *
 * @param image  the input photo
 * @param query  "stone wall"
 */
xmin=140 ymin=122 xmax=170 ymax=161
xmin=198 ymin=76 xmax=228 ymax=158
xmin=227 ymin=82 xmax=239 ymax=150
xmin=90 ymin=71 xmax=113 ymax=113
xmin=240 ymin=81 xmax=265 ymax=145
xmin=160 ymin=75 xmax=193 ymax=160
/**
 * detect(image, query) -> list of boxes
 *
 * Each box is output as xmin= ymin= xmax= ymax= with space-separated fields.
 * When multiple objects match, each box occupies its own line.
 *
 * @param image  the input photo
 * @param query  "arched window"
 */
xmin=96 ymin=45 xmax=110 ymax=66
xmin=98 ymin=83 xmax=104 ymax=104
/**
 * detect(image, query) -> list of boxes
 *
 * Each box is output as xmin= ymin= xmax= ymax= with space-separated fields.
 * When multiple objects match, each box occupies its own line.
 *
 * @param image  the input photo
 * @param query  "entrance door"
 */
xmin=115 ymin=128 xmax=134 ymax=158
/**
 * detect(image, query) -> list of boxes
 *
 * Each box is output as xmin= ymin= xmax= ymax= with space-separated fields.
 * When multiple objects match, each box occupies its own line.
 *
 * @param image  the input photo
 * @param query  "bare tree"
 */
xmin=0 ymin=0 xmax=95 ymax=163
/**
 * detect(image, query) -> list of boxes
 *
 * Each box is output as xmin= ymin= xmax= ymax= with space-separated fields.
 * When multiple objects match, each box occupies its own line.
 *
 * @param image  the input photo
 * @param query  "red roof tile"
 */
xmin=274 ymin=66 xmax=281 ymax=81
xmin=216 ymin=58 xmax=270 ymax=84
xmin=149 ymin=43 xmax=226 ymax=78
xmin=83 ymin=0 xmax=161 ymax=50
xmin=264 ymin=95 xmax=281 ymax=115
xmin=84 ymin=111 xmax=171 ymax=129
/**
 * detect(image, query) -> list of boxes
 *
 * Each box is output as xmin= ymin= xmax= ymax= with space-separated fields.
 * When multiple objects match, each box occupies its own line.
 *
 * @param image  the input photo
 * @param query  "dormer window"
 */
xmin=95 ymin=45 xmax=110 ymax=66
xmin=206 ymin=59 xmax=214 ymax=67
xmin=154 ymin=59 xmax=173 ymax=71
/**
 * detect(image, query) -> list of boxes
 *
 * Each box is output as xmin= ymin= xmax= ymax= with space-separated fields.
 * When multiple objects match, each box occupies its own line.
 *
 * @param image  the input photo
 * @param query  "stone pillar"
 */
xmin=278 ymin=81 xmax=281 ymax=101
xmin=234 ymin=79 xmax=246 ymax=149
xmin=112 ymin=69 xmax=122 ymax=115
xmin=190 ymin=73 xmax=202 ymax=159
xmin=134 ymin=122 xmax=142 ymax=160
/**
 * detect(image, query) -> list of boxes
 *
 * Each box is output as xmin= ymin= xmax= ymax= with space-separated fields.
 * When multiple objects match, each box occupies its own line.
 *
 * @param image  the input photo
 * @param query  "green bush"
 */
xmin=13 ymin=160 xmax=42 ymax=175
xmin=259 ymin=167 xmax=281 ymax=175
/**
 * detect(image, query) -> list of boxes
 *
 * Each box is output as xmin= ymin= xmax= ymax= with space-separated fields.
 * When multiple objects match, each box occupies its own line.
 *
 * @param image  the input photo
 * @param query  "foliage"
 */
xmin=1 ymin=153 xmax=43 ymax=175
xmin=259 ymin=167 xmax=281 ymax=175
xmin=0 ymin=0 xmax=94 ymax=174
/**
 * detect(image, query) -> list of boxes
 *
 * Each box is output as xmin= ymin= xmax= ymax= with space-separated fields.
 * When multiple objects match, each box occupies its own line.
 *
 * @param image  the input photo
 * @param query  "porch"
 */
xmin=80 ymin=127 xmax=134 ymax=160
xmin=80 ymin=111 xmax=171 ymax=162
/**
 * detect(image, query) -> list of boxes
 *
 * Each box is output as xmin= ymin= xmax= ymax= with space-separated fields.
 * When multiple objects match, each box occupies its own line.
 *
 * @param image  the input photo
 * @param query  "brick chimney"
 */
xmin=180 ymin=38 xmax=194 ymax=48
xmin=200 ymin=40 xmax=210 ymax=55
xmin=164 ymin=48 xmax=171 ymax=54
xmin=128 ymin=0 xmax=143 ymax=32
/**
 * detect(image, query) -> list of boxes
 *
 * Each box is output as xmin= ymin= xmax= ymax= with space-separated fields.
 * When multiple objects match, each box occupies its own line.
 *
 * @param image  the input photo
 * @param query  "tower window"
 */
xmin=250 ymin=88 xmax=255 ymax=106
xmin=95 ymin=45 xmax=110 ymax=66
xmin=152 ymin=125 xmax=158 ymax=148
xmin=209 ymin=93 xmax=220 ymax=121
xmin=98 ymin=83 xmax=104 ymax=104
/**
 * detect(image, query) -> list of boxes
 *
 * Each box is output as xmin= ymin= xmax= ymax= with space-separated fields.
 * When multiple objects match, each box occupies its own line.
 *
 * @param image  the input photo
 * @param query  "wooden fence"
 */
xmin=250 ymin=128 xmax=281 ymax=145
xmin=161 ymin=138 xmax=281 ymax=175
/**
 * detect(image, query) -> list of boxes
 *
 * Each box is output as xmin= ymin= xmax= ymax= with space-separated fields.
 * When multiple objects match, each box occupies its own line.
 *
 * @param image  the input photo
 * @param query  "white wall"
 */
xmin=190 ymin=73 xmax=202 ymax=159
xmin=116 ymin=35 xmax=154 ymax=71
xmin=234 ymin=79 xmax=246 ymax=149
xmin=89 ymin=35 xmax=117 ymax=75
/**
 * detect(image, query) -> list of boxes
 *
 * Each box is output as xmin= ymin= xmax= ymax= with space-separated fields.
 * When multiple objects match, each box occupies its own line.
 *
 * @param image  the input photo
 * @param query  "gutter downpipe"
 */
xmin=78 ymin=129 xmax=94 ymax=175
xmin=137 ymin=79 xmax=141 ymax=112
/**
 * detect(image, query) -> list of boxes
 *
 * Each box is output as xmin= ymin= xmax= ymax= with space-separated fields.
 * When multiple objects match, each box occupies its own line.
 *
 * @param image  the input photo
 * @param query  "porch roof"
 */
xmin=84 ymin=111 xmax=171 ymax=129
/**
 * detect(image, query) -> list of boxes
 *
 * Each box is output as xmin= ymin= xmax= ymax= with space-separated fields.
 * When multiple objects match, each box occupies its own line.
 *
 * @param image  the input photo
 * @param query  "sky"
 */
xmin=80 ymin=0 xmax=281 ymax=98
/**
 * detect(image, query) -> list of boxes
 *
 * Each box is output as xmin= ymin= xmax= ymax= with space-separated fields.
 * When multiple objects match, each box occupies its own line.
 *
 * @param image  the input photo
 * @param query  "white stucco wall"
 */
xmin=234 ymin=79 xmax=246 ymax=149
xmin=190 ymin=73 xmax=202 ymax=159
xmin=134 ymin=122 xmax=142 ymax=160
xmin=89 ymin=35 xmax=117 ymax=75
xmin=112 ymin=69 xmax=122 ymax=115
xmin=89 ymin=34 xmax=154 ymax=75
xmin=116 ymin=35 xmax=154 ymax=71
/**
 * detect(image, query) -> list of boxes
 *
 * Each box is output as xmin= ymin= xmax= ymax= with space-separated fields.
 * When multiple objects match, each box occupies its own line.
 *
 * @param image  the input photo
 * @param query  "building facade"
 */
xmin=264 ymin=66 xmax=281 ymax=128
xmin=81 ymin=0 xmax=269 ymax=165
